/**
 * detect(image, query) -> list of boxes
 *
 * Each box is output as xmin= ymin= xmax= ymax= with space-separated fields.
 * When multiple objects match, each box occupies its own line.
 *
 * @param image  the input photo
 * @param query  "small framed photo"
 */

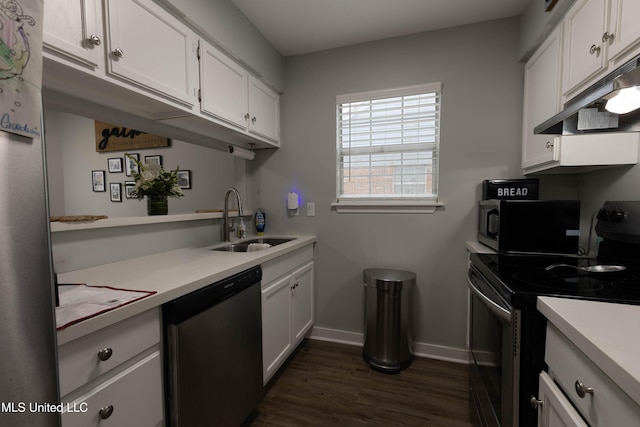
xmin=177 ymin=170 xmax=191 ymax=189
xmin=110 ymin=183 xmax=122 ymax=202
xmin=124 ymin=181 xmax=136 ymax=199
xmin=108 ymin=157 xmax=123 ymax=173
xmin=144 ymin=155 xmax=162 ymax=166
xmin=92 ymin=170 xmax=105 ymax=192
xmin=125 ymin=153 xmax=140 ymax=176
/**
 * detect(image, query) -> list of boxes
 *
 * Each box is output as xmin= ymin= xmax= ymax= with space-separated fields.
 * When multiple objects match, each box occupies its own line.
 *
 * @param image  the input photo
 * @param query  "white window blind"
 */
xmin=336 ymin=83 xmax=441 ymax=204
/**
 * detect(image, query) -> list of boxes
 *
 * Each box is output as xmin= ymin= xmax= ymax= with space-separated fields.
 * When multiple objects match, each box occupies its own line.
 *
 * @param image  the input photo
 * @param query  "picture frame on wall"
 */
xmin=177 ymin=170 xmax=191 ymax=189
xmin=125 ymin=153 xmax=140 ymax=176
xmin=108 ymin=157 xmax=123 ymax=173
xmin=124 ymin=181 xmax=136 ymax=199
xmin=144 ymin=155 xmax=162 ymax=166
xmin=92 ymin=170 xmax=105 ymax=192
xmin=110 ymin=183 xmax=122 ymax=202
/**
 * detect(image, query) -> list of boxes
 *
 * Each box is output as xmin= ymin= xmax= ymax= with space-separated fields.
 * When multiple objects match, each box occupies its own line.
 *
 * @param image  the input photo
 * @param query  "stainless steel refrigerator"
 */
xmin=0 ymin=0 xmax=60 ymax=425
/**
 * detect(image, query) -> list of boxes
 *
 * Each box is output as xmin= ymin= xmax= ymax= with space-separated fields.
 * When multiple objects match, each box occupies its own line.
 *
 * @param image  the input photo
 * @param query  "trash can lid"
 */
xmin=363 ymin=268 xmax=416 ymax=289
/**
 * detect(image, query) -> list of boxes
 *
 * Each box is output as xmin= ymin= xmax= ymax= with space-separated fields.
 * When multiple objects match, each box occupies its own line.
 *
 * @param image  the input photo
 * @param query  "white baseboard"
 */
xmin=309 ymin=326 xmax=469 ymax=365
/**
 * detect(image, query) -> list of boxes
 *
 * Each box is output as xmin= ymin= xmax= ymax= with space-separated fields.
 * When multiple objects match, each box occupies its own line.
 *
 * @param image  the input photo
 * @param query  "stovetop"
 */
xmin=470 ymin=251 xmax=640 ymax=307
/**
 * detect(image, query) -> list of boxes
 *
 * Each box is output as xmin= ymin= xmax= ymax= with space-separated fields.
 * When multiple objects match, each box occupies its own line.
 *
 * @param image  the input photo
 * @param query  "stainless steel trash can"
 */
xmin=363 ymin=268 xmax=416 ymax=372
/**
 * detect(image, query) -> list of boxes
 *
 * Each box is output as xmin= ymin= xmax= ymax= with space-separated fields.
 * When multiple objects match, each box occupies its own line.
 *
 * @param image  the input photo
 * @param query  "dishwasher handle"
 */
xmin=164 ymin=266 xmax=262 ymax=324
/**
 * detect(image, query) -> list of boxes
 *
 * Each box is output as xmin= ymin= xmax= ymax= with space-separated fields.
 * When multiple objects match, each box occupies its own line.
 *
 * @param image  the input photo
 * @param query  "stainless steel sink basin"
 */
xmin=211 ymin=238 xmax=295 ymax=252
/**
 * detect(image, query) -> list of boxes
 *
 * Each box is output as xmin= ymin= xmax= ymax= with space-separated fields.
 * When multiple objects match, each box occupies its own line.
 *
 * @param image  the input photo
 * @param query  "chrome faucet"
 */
xmin=223 ymin=187 xmax=244 ymax=242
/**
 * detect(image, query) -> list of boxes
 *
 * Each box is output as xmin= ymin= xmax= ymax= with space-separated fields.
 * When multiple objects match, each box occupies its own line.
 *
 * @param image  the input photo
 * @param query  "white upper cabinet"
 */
xmin=562 ymin=0 xmax=608 ymax=97
xmin=607 ymin=0 xmax=640 ymax=60
xmin=563 ymin=0 xmax=640 ymax=99
xmin=199 ymin=40 xmax=249 ymax=129
xmin=104 ymin=0 xmax=199 ymax=109
xmin=522 ymin=26 xmax=563 ymax=172
xmin=248 ymin=76 xmax=280 ymax=143
xmin=43 ymin=0 xmax=103 ymax=70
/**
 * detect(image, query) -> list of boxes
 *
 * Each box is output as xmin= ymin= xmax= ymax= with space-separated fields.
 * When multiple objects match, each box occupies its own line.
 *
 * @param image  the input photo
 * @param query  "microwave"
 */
xmin=478 ymin=200 xmax=580 ymax=254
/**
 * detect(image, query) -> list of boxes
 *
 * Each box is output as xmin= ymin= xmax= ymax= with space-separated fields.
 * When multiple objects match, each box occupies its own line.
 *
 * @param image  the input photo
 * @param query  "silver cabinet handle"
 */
xmin=113 ymin=48 xmax=125 ymax=58
xmin=88 ymin=34 xmax=101 ymax=46
xmin=530 ymin=396 xmax=543 ymax=409
xmin=546 ymin=141 xmax=554 ymax=149
xmin=97 ymin=347 xmax=113 ymax=361
xmin=244 ymin=113 xmax=250 ymax=120
xmin=251 ymin=116 xmax=257 ymax=124
xmin=575 ymin=380 xmax=594 ymax=398
xmin=590 ymin=44 xmax=601 ymax=55
xmin=99 ymin=405 xmax=114 ymax=419
xmin=602 ymin=32 xmax=615 ymax=43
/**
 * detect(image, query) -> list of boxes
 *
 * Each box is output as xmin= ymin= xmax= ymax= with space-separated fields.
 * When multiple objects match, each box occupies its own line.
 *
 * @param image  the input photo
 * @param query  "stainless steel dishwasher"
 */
xmin=163 ymin=266 xmax=263 ymax=426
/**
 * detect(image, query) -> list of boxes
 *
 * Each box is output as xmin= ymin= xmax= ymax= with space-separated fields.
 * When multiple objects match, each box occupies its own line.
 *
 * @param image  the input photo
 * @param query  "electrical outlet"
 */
xmin=307 ymin=202 xmax=316 ymax=217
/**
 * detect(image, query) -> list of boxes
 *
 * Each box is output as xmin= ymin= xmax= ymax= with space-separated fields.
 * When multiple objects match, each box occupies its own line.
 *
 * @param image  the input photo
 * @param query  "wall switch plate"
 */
xmin=307 ymin=202 xmax=316 ymax=217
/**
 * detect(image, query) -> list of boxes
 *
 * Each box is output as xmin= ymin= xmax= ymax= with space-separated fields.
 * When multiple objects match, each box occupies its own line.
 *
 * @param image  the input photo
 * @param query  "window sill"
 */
xmin=331 ymin=201 xmax=443 ymax=214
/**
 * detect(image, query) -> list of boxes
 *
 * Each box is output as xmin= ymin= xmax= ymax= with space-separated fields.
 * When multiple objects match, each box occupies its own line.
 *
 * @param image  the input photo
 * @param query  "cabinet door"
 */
xmin=104 ymin=0 xmax=198 ymax=108
xmin=199 ymin=40 xmax=249 ymax=129
xmin=292 ymin=262 xmax=314 ymax=345
xmin=248 ymin=76 xmax=280 ymax=143
xmin=537 ymin=372 xmax=588 ymax=427
xmin=607 ymin=0 xmax=640 ymax=60
xmin=43 ymin=0 xmax=103 ymax=70
xmin=522 ymin=26 xmax=562 ymax=171
xmin=563 ymin=0 xmax=608 ymax=97
xmin=261 ymin=275 xmax=293 ymax=383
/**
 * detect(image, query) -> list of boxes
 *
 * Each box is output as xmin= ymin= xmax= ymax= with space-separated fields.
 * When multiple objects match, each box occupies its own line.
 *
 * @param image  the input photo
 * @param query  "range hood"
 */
xmin=535 ymin=53 xmax=640 ymax=135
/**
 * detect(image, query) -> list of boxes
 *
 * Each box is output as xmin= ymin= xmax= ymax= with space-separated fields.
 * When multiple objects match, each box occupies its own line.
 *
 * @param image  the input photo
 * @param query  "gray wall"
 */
xmin=251 ymin=17 xmax=525 ymax=353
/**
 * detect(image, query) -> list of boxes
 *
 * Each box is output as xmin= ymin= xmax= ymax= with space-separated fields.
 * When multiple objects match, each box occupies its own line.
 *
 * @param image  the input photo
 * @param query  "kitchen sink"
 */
xmin=211 ymin=238 xmax=295 ymax=252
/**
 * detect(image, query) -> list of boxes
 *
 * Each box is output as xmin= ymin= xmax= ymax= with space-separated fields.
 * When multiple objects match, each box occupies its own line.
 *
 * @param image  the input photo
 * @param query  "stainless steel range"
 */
xmin=468 ymin=201 xmax=640 ymax=427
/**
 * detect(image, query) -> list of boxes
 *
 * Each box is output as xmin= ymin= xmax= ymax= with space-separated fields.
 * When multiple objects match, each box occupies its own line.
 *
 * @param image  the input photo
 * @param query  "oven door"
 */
xmin=468 ymin=265 xmax=520 ymax=427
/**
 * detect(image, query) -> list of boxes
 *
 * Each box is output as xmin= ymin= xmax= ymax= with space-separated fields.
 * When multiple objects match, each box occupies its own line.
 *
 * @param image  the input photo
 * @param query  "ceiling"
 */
xmin=231 ymin=0 xmax=530 ymax=57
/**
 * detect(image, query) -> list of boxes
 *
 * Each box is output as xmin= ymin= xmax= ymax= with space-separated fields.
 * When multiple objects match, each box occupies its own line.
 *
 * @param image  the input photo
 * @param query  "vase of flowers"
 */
xmin=126 ymin=153 xmax=184 ymax=215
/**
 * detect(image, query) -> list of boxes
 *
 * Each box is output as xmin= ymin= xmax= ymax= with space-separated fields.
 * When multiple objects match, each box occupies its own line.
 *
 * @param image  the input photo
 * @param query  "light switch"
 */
xmin=307 ymin=202 xmax=316 ymax=217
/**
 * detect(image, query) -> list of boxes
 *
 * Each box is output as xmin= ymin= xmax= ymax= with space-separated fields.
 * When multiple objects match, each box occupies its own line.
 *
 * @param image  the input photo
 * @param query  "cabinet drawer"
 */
xmin=58 ymin=309 xmax=161 ymax=396
xmin=61 ymin=351 xmax=164 ymax=427
xmin=261 ymin=244 xmax=313 ymax=285
xmin=545 ymin=324 xmax=640 ymax=426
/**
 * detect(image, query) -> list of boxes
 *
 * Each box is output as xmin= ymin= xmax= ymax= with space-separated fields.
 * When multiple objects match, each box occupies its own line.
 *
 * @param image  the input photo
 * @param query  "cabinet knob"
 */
xmin=244 ymin=113 xmax=250 ymax=121
xmin=113 ymin=48 xmax=125 ymax=58
xmin=88 ymin=34 xmax=101 ymax=46
xmin=574 ymin=380 xmax=594 ymax=398
xmin=530 ymin=395 xmax=543 ymax=409
xmin=589 ymin=44 xmax=601 ymax=55
xmin=251 ymin=116 xmax=257 ymax=124
xmin=99 ymin=405 xmax=114 ymax=419
xmin=545 ymin=141 xmax=554 ymax=149
xmin=97 ymin=347 xmax=113 ymax=361
xmin=602 ymin=32 xmax=615 ymax=43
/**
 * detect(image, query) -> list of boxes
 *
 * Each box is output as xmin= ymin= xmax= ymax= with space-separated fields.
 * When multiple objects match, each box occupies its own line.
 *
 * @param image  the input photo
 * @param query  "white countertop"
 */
xmin=537 ymin=296 xmax=640 ymax=407
xmin=56 ymin=234 xmax=316 ymax=345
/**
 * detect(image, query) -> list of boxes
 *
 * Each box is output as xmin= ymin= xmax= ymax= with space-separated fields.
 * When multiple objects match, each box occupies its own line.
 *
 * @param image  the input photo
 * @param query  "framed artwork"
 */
xmin=110 ymin=183 xmax=122 ymax=202
xmin=144 ymin=155 xmax=162 ymax=166
xmin=92 ymin=170 xmax=105 ymax=192
xmin=108 ymin=157 xmax=123 ymax=173
xmin=125 ymin=153 xmax=140 ymax=176
xmin=125 ymin=181 xmax=136 ymax=199
xmin=177 ymin=170 xmax=191 ymax=189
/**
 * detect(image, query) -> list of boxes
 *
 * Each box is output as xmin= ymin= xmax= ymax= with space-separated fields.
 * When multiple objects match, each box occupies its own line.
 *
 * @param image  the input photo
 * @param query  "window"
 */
xmin=334 ymin=83 xmax=442 ymax=213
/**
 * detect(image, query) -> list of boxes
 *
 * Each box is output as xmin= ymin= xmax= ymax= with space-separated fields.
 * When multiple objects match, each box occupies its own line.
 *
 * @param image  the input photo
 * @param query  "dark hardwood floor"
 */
xmin=247 ymin=339 xmax=473 ymax=427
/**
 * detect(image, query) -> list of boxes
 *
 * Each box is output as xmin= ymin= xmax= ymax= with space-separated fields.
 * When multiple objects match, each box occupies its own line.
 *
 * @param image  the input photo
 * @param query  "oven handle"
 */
xmin=467 ymin=268 xmax=512 ymax=324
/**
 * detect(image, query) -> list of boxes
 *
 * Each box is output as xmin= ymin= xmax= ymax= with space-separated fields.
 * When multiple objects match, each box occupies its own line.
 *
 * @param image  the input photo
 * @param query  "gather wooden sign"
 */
xmin=95 ymin=121 xmax=170 ymax=152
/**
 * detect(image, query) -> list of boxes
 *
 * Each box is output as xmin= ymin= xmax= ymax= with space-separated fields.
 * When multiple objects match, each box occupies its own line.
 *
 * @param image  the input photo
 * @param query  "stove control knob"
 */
xmin=612 ymin=210 xmax=625 ymax=222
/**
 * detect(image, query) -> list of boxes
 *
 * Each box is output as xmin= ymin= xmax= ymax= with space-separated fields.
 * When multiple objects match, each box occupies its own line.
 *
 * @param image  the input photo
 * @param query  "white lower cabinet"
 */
xmin=537 ymin=324 xmax=640 ymax=426
xmin=261 ymin=245 xmax=314 ymax=384
xmin=58 ymin=309 xmax=164 ymax=426
xmin=536 ymin=371 xmax=588 ymax=427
